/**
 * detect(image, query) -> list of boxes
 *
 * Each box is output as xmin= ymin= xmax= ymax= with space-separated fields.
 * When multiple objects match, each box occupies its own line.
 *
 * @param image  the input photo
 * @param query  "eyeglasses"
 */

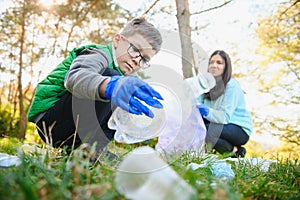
xmin=121 ymin=35 xmax=151 ymax=69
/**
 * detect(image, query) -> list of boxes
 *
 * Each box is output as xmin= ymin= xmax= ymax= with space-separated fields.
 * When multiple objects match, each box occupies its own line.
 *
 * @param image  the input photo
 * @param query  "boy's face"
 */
xmin=113 ymin=33 xmax=157 ymax=75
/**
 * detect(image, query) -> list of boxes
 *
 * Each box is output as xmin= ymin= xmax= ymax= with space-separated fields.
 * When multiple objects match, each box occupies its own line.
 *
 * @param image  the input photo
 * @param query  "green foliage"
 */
xmin=256 ymin=0 xmax=300 ymax=95
xmin=256 ymin=1 xmax=300 ymax=68
xmin=234 ymin=157 xmax=300 ymax=199
xmin=0 ymin=144 xmax=120 ymax=199
xmin=25 ymin=123 xmax=43 ymax=145
xmin=255 ymin=0 xmax=300 ymax=148
xmin=0 ymin=106 xmax=20 ymax=138
xmin=0 ymin=137 xmax=22 ymax=155
xmin=0 ymin=142 xmax=299 ymax=199
xmin=0 ymin=104 xmax=40 ymax=141
xmin=0 ymin=0 xmax=133 ymax=140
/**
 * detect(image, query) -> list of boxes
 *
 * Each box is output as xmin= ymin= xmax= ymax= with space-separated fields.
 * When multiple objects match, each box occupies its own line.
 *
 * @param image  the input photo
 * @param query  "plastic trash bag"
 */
xmin=109 ymin=73 xmax=215 ymax=155
xmin=155 ymin=104 xmax=206 ymax=155
xmin=155 ymin=73 xmax=215 ymax=155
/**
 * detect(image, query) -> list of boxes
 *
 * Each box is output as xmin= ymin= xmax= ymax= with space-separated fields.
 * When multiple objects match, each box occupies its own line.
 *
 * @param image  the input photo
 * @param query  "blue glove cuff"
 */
xmin=105 ymin=76 xmax=164 ymax=118
xmin=197 ymin=104 xmax=209 ymax=116
xmin=105 ymin=76 xmax=122 ymax=100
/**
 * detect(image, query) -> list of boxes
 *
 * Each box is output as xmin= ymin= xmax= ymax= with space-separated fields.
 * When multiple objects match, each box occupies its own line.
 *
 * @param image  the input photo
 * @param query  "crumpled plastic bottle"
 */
xmin=0 ymin=153 xmax=21 ymax=168
xmin=115 ymin=146 xmax=197 ymax=200
xmin=210 ymin=160 xmax=235 ymax=180
xmin=108 ymin=83 xmax=172 ymax=144
xmin=184 ymin=72 xmax=216 ymax=97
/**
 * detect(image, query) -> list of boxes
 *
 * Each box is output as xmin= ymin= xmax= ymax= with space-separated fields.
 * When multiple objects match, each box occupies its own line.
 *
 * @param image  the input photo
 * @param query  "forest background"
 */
xmin=0 ymin=0 xmax=299 ymax=160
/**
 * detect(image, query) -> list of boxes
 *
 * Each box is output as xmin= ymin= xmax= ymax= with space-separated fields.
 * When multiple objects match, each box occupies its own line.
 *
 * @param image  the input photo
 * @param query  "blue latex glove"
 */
xmin=197 ymin=104 xmax=209 ymax=116
xmin=105 ymin=76 xmax=164 ymax=118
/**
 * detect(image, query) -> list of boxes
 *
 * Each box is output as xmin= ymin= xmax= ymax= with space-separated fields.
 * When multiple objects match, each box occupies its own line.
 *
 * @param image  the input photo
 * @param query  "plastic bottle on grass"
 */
xmin=115 ymin=146 xmax=197 ymax=200
xmin=0 ymin=153 xmax=21 ymax=168
xmin=210 ymin=161 xmax=235 ymax=180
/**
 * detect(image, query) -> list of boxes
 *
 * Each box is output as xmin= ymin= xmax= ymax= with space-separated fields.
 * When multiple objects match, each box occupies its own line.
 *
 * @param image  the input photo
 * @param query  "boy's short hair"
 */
xmin=121 ymin=16 xmax=162 ymax=52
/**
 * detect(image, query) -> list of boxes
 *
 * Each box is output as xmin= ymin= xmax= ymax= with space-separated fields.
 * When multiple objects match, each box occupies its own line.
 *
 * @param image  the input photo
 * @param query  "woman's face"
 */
xmin=208 ymin=54 xmax=226 ymax=77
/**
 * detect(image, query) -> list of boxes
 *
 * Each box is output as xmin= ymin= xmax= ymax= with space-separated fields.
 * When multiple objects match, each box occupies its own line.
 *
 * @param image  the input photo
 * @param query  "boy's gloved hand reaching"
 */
xmin=197 ymin=103 xmax=209 ymax=116
xmin=105 ymin=76 xmax=164 ymax=118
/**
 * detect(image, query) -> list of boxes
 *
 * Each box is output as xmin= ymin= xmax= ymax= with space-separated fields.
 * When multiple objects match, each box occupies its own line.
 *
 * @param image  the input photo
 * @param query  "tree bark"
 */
xmin=18 ymin=0 xmax=27 ymax=139
xmin=175 ymin=0 xmax=195 ymax=79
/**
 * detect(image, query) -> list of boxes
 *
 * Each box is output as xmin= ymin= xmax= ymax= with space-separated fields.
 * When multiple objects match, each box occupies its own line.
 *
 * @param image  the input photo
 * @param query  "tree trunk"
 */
xmin=175 ymin=0 xmax=195 ymax=79
xmin=18 ymin=0 xmax=27 ymax=139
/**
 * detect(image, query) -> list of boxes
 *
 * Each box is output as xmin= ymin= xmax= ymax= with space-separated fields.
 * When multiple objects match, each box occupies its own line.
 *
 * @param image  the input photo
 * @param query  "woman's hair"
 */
xmin=121 ymin=16 xmax=162 ymax=52
xmin=204 ymin=50 xmax=232 ymax=100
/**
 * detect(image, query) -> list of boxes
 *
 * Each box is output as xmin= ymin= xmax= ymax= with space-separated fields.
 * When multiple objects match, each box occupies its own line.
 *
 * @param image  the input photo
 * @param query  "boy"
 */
xmin=28 ymin=17 xmax=163 ymax=155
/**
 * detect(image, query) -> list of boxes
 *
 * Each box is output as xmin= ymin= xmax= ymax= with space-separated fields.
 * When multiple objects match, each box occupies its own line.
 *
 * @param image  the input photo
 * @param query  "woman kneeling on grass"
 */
xmin=196 ymin=50 xmax=252 ymax=157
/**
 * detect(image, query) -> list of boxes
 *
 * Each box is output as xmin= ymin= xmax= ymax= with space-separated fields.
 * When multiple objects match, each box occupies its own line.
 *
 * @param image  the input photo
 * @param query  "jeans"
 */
xmin=203 ymin=118 xmax=249 ymax=153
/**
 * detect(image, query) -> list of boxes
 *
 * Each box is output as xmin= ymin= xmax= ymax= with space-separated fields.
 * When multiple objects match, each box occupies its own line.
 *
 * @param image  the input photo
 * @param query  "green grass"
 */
xmin=0 ymin=137 xmax=23 ymax=154
xmin=0 ymin=138 xmax=299 ymax=200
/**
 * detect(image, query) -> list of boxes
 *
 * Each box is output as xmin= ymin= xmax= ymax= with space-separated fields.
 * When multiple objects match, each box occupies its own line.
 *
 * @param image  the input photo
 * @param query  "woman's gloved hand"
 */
xmin=105 ymin=76 xmax=164 ymax=118
xmin=197 ymin=103 xmax=209 ymax=116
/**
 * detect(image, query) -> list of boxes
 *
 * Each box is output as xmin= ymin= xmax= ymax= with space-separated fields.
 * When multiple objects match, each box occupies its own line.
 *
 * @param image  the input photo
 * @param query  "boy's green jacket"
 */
xmin=28 ymin=43 xmax=121 ymax=122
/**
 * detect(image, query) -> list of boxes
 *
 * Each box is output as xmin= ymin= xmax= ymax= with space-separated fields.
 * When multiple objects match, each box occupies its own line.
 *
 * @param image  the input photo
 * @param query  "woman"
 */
xmin=196 ymin=50 xmax=252 ymax=157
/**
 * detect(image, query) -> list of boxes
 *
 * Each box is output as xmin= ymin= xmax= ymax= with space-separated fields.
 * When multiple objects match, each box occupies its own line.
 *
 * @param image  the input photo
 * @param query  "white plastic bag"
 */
xmin=155 ymin=104 xmax=206 ymax=155
xmin=109 ymin=75 xmax=215 ymax=155
xmin=154 ymin=73 xmax=214 ymax=155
